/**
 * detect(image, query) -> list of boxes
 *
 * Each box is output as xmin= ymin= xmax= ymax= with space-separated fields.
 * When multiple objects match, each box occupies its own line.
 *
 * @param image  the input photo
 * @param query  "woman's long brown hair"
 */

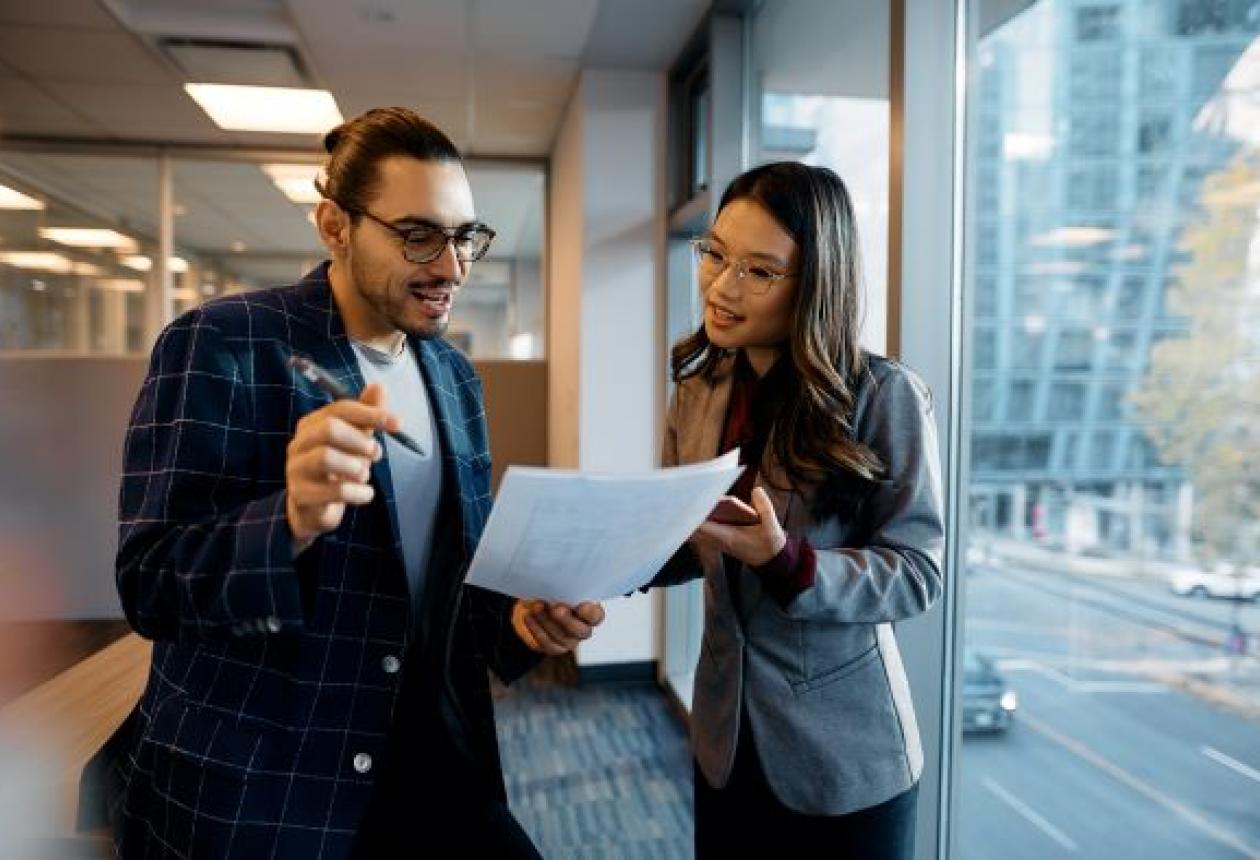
xmin=671 ymin=162 xmax=884 ymax=490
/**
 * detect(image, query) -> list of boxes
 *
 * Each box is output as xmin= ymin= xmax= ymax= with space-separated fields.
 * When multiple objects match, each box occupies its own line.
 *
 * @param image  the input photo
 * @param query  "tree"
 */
xmin=1130 ymin=151 xmax=1260 ymax=564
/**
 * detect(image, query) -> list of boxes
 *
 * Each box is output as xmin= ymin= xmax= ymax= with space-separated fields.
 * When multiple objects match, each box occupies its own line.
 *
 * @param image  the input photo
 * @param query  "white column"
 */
xmin=147 ymin=152 xmax=174 ymax=345
xmin=548 ymin=69 xmax=666 ymax=668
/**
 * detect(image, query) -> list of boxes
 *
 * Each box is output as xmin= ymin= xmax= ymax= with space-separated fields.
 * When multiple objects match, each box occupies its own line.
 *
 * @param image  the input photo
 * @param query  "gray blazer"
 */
xmin=654 ymin=352 xmax=945 ymax=816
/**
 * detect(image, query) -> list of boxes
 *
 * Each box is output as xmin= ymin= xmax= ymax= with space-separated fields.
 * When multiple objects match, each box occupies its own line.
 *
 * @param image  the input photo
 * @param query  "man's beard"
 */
xmin=349 ymin=254 xmax=450 ymax=340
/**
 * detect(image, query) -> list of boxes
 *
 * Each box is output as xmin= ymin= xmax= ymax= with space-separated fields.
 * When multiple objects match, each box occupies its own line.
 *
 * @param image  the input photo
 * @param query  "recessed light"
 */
xmin=39 ymin=227 xmax=138 ymax=251
xmin=0 ymin=184 xmax=44 ymax=210
xmin=0 ymin=252 xmax=73 ymax=272
xmin=261 ymin=163 xmax=324 ymax=204
xmin=184 ymin=83 xmax=343 ymax=134
xmin=120 ymin=255 xmax=189 ymax=273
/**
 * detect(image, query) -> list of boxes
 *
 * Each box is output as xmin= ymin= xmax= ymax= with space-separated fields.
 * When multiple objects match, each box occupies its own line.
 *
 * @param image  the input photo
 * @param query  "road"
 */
xmin=958 ymin=564 xmax=1260 ymax=859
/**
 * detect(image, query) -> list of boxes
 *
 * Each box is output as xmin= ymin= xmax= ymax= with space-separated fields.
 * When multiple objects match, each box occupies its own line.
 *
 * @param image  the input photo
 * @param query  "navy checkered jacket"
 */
xmin=97 ymin=264 xmax=537 ymax=858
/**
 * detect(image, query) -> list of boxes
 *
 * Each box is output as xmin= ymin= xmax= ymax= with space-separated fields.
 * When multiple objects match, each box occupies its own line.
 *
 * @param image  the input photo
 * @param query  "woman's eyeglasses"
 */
xmin=689 ymin=238 xmax=794 ymax=295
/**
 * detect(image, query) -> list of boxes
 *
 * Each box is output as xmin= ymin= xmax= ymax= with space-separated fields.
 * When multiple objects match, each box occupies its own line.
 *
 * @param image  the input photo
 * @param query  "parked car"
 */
xmin=1168 ymin=566 xmax=1260 ymax=601
xmin=962 ymin=649 xmax=1017 ymax=734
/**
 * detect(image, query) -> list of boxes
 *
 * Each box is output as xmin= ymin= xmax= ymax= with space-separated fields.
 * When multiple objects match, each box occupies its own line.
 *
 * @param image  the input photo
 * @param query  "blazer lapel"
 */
xmin=412 ymin=340 xmax=475 ymax=561
xmin=685 ymin=358 xmax=734 ymax=465
xmin=290 ymin=266 xmax=404 ymax=562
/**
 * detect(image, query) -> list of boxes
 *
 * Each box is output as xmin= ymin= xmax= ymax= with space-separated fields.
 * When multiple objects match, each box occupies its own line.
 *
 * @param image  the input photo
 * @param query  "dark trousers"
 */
xmin=353 ymin=791 xmax=540 ymax=858
xmin=694 ymin=723 xmax=918 ymax=859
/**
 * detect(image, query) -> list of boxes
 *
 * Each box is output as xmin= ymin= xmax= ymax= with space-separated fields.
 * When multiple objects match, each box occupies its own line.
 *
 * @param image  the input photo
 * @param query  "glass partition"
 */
xmin=0 ymin=155 xmax=157 ymax=354
xmin=0 ymin=152 xmax=545 ymax=361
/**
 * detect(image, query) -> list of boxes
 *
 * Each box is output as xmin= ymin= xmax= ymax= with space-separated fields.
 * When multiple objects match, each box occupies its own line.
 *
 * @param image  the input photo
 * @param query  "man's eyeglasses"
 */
xmin=689 ymin=238 xmax=795 ymax=295
xmin=334 ymin=199 xmax=496 ymax=265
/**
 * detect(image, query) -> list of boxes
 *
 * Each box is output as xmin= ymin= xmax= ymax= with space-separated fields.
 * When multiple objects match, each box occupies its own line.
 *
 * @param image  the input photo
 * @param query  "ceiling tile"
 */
xmin=473 ymin=0 xmax=598 ymax=60
xmin=0 ymin=78 xmax=107 ymax=137
xmin=41 ymin=80 xmax=230 ymax=142
xmin=0 ymin=0 xmax=121 ymax=30
xmin=0 ymin=27 xmax=175 ymax=84
xmin=288 ymin=0 xmax=468 ymax=51
xmin=310 ymin=47 xmax=469 ymax=101
xmin=473 ymin=99 xmax=563 ymax=155
xmin=474 ymin=55 xmax=576 ymax=105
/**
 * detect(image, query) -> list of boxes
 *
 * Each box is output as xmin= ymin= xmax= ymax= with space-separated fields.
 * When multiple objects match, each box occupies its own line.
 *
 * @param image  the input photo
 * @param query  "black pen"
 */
xmin=288 ymin=354 xmax=426 ymax=457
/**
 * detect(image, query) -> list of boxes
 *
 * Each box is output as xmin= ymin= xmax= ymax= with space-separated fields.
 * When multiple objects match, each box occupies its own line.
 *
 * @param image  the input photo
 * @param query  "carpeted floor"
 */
xmin=494 ymin=671 xmax=694 ymax=859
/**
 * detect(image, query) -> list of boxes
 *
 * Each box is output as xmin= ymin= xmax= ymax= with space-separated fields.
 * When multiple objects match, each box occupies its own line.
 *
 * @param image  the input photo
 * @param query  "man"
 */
xmin=100 ymin=107 xmax=603 ymax=858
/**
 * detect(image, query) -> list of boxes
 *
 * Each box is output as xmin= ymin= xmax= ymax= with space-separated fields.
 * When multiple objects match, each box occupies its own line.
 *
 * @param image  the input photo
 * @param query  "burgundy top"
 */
xmin=718 ymin=352 xmax=816 ymax=607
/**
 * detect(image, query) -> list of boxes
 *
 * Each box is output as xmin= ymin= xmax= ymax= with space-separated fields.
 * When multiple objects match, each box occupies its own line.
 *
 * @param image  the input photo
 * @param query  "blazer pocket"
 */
xmin=140 ymin=697 xmax=279 ymax=823
xmin=143 ymin=696 xmax=270 ymax=777
xmin=790 ymin=644 xmax=880 ymax=696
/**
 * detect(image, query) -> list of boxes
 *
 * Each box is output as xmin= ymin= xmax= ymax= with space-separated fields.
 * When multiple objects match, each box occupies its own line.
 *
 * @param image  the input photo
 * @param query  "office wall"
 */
xmin=477 ymin=360 xmax=547 ymax=490
xmin=0 ymin=357 xmax=145 ymax=619
xmin=547 ymin=69 xmax=666 ymax=667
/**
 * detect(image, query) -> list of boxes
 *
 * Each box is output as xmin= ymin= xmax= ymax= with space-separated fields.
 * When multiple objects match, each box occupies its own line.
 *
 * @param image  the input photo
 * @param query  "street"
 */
xmin=958 ymin=562 xmax=1260 ymax=859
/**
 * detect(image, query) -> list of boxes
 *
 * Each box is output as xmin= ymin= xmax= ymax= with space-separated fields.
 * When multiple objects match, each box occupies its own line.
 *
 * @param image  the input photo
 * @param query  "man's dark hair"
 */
xmin=315 ymin=106 xmax=462 ymax=214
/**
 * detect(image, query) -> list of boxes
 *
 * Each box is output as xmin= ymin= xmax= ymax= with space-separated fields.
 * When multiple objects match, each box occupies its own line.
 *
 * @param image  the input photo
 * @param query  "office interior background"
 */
xmin=0 ymin=0 xmax=1258 ymax=856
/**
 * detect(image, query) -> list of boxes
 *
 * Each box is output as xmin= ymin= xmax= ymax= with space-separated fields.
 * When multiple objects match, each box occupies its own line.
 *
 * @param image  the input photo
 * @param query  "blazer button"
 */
xmin=353 ymin=753 xmax=372 ymax=774
xmin=381 ymin=654 xmax=401 ymax=674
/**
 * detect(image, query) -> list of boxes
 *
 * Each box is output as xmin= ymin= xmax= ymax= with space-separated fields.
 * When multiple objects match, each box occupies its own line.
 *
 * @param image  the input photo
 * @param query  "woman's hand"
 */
xmin=693 ymin=487 xmax=786 ymax=567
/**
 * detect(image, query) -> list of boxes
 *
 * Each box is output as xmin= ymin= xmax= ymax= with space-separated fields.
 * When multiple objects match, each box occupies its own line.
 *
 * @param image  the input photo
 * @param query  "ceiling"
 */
xmin=0 ymin=0 xmax=709 ymax=156
xmin=0 ymin=0 xmax=707 ymax=285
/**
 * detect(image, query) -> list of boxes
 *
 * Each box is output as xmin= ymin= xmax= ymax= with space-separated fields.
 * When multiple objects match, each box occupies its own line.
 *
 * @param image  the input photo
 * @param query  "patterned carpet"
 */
xmin=494 ymin=670 xmax=694 ymax=858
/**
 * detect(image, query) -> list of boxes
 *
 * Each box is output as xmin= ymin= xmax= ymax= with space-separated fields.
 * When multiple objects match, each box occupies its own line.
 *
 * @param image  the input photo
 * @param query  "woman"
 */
xmin=650 ymin=162 xmax=945 ymax=857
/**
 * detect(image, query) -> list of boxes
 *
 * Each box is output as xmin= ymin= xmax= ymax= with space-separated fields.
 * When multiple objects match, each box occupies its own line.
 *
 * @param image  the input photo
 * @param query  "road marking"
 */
xmin=1202 ymin=747 xmax=1260 ymax=785
xmin=1023 ymin=712 xmax=1260 ymax=858
xmin=982 ymin=777 xmax=1078 ymax=852
xmin=999 ymin=659 xmax=1168 ymax=694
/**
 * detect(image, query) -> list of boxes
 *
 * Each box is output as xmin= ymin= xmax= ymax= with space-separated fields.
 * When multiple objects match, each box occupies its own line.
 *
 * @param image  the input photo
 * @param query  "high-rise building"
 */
xmin=969 ymin=0 xmax=1257 ymax=558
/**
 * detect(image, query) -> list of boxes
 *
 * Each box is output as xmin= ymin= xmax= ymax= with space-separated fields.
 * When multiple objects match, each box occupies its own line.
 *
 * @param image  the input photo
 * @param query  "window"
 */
xmin=1175 ymin=0 xmax=1260 ymax=35
xmin=1055 ymin=328 xmax=1094 ymax=369
xmin=1071 ymin=50 xmax=1122 ymax=102
xmin=973 ymin=378 xmax=997 ymax=422
xmin=752 ymin=0 xmax=890 ymax=352
xmin=1012 ymin=329 xmax=1044 ymax=369
xmin=1075 ymin=4 xmax=1121 ymax=41
xmin=1138 ymin=113 xmax=1174 ymax=155
xmin=1049 ymin=381 xmax=1087 ymax=419
xmin=961 ymin=3 xmax=1260 ymax=854
xmin=1067 ymin=164 xmax=1118 ymax=211
xmin=1069 ymin=111 xmax=1120 ymax=157
xmin=974 ymin=272 xmax=999 ymax=317
xmin=1008 ymin=379 xmax=1037 ymax=419
xmin=1140 ymin=47 xmax=1179 ymax=101
xmin=974 ymin=326 xmax=998 ymax=370
xmin=1116 ymin=275 xmax=1149 ymax=318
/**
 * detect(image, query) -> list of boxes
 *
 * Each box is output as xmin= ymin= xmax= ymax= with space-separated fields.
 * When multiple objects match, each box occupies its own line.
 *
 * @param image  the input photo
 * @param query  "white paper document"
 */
xmin=464 ymin=451 xmax=743 ymax=602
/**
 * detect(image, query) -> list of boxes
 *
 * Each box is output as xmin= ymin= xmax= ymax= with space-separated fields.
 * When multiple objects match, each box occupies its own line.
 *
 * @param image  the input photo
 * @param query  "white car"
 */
xmin=1169 ymin=566 xmax=1260 ymax=601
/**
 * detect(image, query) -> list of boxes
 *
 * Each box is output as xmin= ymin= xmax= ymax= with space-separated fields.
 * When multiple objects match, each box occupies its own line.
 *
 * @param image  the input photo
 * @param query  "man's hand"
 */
xmin=511 ymin=600 xmax=606 ymax=656
xmin=285 ymin=383 xmax=400 ymax=554
xmin=693 ymin=487 xmax=786 ymax=567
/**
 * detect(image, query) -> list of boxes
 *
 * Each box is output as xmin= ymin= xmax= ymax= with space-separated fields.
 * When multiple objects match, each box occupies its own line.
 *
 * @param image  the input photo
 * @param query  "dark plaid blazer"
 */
xmin=96 ymin=263 xmax=538 ymax=858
